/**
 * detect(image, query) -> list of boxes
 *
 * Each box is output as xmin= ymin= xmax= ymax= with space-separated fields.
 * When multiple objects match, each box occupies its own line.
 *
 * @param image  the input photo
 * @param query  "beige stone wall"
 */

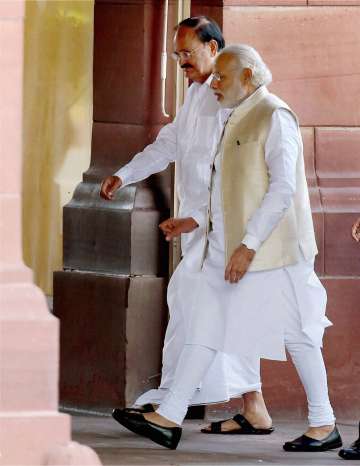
xmin=22 ymin=0 xmax=94 ymax=295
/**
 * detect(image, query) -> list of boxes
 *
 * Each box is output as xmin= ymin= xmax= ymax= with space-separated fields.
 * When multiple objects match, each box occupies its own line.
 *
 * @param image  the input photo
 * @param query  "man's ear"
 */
xmin=243 ymin=67 xmax=253 ymax=83
xmin=209 ymin=39 xmax=218 ymax=57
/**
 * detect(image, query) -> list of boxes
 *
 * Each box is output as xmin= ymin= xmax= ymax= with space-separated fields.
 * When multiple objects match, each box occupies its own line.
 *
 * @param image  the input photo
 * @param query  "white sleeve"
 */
xmin=114 ymin=118 xmax=178 ymax=187
xmin=113 ymin=84 xmax=197 ymax=186
xmin=242 ymin=108 xmax=300 ymax=251
xmin=182 ymin=206 xmax=207 ymax=228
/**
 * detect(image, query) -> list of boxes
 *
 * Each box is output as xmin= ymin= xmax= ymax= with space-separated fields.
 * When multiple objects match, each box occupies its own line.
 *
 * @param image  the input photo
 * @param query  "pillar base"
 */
xmin=54 ymin=271 xmax=167 ymax=410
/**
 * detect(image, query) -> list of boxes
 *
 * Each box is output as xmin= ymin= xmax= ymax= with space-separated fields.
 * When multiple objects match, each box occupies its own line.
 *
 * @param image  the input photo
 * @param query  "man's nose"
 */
xmin=179 ymin=56 xmax=188 ymax=67
xmin=210 ymin=77 xmax=218 ymax=89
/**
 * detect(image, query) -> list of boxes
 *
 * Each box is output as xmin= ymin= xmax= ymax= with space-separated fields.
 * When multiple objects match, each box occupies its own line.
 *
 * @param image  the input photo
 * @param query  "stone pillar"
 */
xmin=53 ymin=0 xmax=176 ymax=411
xmin=0 ymin=1 xmax=100 ymax=464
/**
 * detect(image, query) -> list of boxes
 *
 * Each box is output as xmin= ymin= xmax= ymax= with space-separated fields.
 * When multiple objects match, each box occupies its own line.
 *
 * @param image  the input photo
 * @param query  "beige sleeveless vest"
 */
xmin=218 ymin=90 xmax=318 ymax=272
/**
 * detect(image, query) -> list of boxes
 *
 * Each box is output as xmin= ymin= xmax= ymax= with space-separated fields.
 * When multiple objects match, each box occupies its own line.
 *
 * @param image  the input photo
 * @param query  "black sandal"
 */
xmin=201 ymin=414 xmax=274 ymax=435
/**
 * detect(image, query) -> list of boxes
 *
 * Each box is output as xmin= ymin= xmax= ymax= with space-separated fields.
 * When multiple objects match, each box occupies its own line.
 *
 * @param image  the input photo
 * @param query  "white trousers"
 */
xmin=157 ymin=344 xmax=216 ymax=425
xmin=156 ymin=275 xmax=335 ymax=427
xmin=157 ymin=343 xmax=335 ymax=427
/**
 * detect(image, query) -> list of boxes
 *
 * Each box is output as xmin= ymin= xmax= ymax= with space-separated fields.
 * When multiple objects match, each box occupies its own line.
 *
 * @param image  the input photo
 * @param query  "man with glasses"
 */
xmin=101 ymin=16 xmax=272 ymax=444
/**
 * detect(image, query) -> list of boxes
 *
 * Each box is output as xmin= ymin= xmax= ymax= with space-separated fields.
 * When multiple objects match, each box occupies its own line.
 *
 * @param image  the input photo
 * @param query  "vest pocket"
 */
xmin=225 ymin=141 xmax=267 ymax=179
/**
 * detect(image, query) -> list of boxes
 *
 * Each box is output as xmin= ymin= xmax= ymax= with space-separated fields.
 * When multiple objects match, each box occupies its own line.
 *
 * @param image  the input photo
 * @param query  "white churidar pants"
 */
xmin=156 ymin=282 xmax=335 ymax=427
xmin=156 ymin=344 xmax=217 ymax=425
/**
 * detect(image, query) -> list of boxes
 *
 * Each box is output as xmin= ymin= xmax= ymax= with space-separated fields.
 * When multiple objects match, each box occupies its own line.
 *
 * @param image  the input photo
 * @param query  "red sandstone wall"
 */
xmin=195 ymin=0 xmax=360 ymax=421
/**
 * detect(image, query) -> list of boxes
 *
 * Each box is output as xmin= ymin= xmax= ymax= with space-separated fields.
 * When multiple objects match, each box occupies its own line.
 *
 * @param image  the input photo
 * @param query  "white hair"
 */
xmin=218 ymin=44 xmax=272 ymax=87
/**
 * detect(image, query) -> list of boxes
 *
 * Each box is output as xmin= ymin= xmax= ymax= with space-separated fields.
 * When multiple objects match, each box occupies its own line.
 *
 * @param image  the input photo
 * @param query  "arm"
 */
xmin=225 ymin=109 xmax=300 ymax=283
xmin=115 ymin=83 xmax=199 ymax=186
xmin=100 ymin=85 xmax=199 ymax=200
xmin=114 ymin=118 xmax=178 ymax=187
xmin=242 ymin=108 xmax=299 ymax=250
xmin=100 ymin=117 xmax=178 ymax=200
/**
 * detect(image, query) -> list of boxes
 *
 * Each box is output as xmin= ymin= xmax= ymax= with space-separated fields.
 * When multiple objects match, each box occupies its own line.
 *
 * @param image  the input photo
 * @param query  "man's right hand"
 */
xmin=100 ymin=175 xmax=122 ymax=200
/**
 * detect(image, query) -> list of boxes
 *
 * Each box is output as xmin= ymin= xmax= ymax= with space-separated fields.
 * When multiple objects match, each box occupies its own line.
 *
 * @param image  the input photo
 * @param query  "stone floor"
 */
xmin=72 ymin=414 xmax=360 ymax=466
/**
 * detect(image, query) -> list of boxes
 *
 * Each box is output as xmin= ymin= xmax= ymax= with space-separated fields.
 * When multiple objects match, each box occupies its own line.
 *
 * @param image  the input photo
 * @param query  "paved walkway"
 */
xmin=72 ymin=415 xmax=359 ymax=465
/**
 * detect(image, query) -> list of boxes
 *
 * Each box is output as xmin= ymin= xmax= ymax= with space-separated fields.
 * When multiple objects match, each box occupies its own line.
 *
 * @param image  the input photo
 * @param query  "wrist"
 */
xmin=189 ymin=217 xmax=199 ymax=228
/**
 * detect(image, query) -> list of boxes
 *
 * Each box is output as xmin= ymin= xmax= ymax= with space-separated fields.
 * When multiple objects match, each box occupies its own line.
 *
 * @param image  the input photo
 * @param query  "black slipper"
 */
xmin=201 ymin=414 xmax=274 ymax=435
xmin=283 ymin=425 xmax=342 ymax=452
xmin=122 ymin=403 xmax=155 ymax=414
xmin=112 ymin=409 xmax=182 ymax=450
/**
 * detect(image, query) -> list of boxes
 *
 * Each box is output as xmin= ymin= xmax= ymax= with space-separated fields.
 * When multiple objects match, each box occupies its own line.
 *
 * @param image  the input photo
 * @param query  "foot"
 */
xmin=201 ymin=412 xmax=272 ymax=433
xmin=304 ymin=424 xmax=335 ymax=441
xmin=123 ymin=403 xmax=156 ymax=414
xmin=201 ymin=391 xmax=272 ymax=433
xmin=144 ymin=411 xmax=179 ymax=428
xmin=112 ymin=409 xmax=182 ymax=450
xmin=201 ymin=418 xmax=240 ymax=433
xmin=283 ymin=424 xmax=342 ymax=452
xmin=339 ymin=422 xmax=360 ymax=460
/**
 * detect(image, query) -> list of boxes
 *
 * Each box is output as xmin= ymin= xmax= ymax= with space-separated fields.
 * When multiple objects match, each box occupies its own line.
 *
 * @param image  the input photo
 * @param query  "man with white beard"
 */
xmin=101 ymin=18 xmax=272 ymax=436
xmin=112 ymin=44 xmax=342 ymax=453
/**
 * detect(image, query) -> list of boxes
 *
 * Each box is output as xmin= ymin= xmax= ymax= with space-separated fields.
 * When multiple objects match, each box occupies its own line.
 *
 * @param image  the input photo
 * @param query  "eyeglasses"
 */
xmin=171 ymin=44 xmax=205 ymax=61
xmin=212 ymin=67 xmax=244 ymax=82
xmin=212 ymin=72 xmax=223 ymax=82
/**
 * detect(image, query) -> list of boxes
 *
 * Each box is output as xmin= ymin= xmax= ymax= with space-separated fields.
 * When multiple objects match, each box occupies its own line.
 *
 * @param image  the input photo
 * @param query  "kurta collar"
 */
xmin=229 ymin=86 xmax=269 ymax=123
xmin=204 ymin=74 xmax=213 ymax=87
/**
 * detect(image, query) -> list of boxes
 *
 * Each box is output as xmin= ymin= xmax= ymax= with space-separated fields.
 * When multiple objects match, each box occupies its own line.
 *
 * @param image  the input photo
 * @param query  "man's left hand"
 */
xmin=159 ymin=217 xmax=198 ymax=241
xmin=225 ymin=244 xmax=255 ymax=284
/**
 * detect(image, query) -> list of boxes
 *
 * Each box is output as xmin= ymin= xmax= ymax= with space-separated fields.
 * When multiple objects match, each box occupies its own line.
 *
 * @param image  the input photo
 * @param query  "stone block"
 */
xmin=309 ymin=0 xmax=360 ymax=4
xmin=320 ymin=277 xmax=360 ymax=420
xmin=315 ymin=128 xmax=360 ymax=189
xmin=94 ymin=2 xmax=175 ymax=125
xmin=323 ymin=212 xmax=360 ymax=275
xmin=0 ymin=1 xmax=24 ymax=18
xmin=0 ymin=413 xmax=70 ymax=466
xmin=225 ymin=1 xmax=306 ymax=4
xmin=63 ymin=182 xmax=169 ymax=276
xmin=0 ymin=19 xmax=23 ymax=194
xmin=191 ymin=4 xmax=224 ymax=26
xmin=54 ymin=271 xmax=167 ymax=410
xmin=223 ymin=6 xmax=360 ymax=126
xmin=0 ymin=284 xmax=59 ymax=411
xmin=315 ymin=128 xmax=360 ymax=275
xmin=93 ymin=3 xmax=145 ymax=124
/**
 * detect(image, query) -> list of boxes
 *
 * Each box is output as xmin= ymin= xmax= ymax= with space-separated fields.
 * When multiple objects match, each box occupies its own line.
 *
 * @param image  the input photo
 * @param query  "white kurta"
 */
xmin=185 ymin=89 xmax=332 ymax=361
xmin=115 ymin=78 xmax=261 ymax=405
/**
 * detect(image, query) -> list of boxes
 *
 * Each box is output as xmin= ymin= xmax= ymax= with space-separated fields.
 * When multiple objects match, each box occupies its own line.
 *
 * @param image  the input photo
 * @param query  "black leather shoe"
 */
xmin=123 ymin=403 xmax=155 ymax=414
xmin=339 ymin=422 xmax=360 ymax=460
xmin=112 ymin=409 xmax=182 ymax=450
xmin=283 ymin=426 xmax=342 ymax=452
